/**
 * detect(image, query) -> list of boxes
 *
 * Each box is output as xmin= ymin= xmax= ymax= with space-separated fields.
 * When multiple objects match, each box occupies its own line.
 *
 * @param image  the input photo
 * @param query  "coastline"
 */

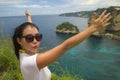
xmin=92 ymin=32 xmax=120 ymax=40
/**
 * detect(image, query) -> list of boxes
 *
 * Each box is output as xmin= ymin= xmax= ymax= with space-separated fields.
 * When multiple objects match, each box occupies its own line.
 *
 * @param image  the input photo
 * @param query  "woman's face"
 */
xmin=17 ymin=26 xmax=40 ymax=55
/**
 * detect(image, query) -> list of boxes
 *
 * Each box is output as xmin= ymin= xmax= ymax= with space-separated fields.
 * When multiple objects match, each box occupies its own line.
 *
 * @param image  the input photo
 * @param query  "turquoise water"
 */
xmin=0 ymin=15 xmax=120 ymax=80
xmin=58 ymin=36 xmax=120 ymax=80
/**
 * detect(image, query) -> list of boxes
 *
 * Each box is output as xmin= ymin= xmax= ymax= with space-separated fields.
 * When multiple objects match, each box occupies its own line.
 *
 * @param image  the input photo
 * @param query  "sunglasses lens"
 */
xmin=22 ymin=34 xmax=42 ymax=43
xmin=25 ymin=35 xmax=34 ymax=43
xmin=36 ymin=34 xmax=42 ymax=41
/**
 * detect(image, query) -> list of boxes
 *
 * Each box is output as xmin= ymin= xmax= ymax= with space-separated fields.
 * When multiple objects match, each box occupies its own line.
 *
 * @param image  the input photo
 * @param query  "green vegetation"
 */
xmin=50 ymin=62 xmax=84 ymax=80
xmin=0 ymin=38 xmax=84 ymax=80
xmin=52 ymin=73 xmax=84 ymax=80
xmin=0 ymin=38 xmax=23 ymax=80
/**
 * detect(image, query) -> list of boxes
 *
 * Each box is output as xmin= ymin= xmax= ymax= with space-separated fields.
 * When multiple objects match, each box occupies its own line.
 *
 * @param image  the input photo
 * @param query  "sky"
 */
xmin=0 ymin=0 xmax=120 ymax=17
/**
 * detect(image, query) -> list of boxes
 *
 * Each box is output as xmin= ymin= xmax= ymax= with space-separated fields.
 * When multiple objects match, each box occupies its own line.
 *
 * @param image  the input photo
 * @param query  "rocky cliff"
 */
xmin=59 ymin=6 xmax=120 ymax=40
xmin=91 ymin=6 xmax=120 ymax=40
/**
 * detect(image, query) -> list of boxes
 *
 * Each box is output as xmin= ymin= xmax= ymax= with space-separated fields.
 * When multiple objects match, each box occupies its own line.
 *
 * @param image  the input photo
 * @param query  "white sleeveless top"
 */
xmin=20 ymin=53 xmax=51 ymax=80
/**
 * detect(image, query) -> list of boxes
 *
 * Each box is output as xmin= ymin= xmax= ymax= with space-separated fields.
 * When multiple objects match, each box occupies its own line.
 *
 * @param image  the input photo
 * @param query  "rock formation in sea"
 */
xmin=56 ymin=22 xmax=79 ymax=34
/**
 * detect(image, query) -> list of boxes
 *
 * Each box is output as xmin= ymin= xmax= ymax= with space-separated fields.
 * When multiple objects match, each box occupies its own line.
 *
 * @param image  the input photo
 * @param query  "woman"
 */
xmin=12 ymin=10 xmax=111 ymax=80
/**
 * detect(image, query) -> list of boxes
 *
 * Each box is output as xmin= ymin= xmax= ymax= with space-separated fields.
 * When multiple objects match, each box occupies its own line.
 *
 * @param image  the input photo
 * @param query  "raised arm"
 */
xmin=25 ymin=10 xmax=32 ymax=23
xmin=36 ymin=10 xmax=111 ymax=69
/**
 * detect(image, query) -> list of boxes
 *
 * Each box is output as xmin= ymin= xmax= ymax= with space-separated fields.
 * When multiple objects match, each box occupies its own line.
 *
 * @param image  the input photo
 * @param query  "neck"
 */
xmin=19 ymin=49 xmax=35 ymax=55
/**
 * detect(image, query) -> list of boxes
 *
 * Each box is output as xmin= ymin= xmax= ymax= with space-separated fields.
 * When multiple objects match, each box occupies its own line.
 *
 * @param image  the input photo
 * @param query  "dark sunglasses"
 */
xmin=21 ymin=33 xmax=42 ymax=43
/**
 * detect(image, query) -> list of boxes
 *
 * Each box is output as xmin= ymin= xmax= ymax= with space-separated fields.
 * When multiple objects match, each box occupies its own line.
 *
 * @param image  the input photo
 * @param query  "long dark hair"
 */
xmin=12 ymin=22 xmax=39 ymax=59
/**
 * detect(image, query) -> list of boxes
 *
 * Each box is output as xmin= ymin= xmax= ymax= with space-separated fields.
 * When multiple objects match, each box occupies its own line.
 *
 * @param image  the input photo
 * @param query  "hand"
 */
xmin=25 ymin=10 xmax=31 ymax=16
xmin=25 ymin=10 xmax=32 ymax=23
xmin=90 ymin=10 xmax=111 ymax=32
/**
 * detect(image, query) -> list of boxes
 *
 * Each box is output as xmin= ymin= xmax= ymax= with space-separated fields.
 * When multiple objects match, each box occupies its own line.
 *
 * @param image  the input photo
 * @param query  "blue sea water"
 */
xmin=0 ymin=15 xmax=120 ymax=80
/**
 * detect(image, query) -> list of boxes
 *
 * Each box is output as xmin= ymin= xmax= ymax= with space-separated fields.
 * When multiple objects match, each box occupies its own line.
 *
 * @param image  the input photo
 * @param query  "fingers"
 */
xmin=26 ymin=9 xmax=28 ymax=12
xmin=90 ymin=10 xmax=111 ymax=32
xmin=97 ymin=10 xmax=111 ymax=27
xmin=98 ymin=10 xmax=111 ymax=22
xmin=103 ymin=16 xmax=111 ymax=28
xmin=25 ymin=10 xmax=30 ymax=16
xmin=102 ymin=12 xmax=111 ymax=28
xmin=102 ymin=13 xmax=111 ymax=23
xmin=25 ymin=10 xmax=28 ymax=14
xmin=99 ymin=10 xmax=107 ymax=19
xmin=104 ymin=22 xmax=110 ymax=27
xmin=91 ymin=12 xmax=97 ymax=21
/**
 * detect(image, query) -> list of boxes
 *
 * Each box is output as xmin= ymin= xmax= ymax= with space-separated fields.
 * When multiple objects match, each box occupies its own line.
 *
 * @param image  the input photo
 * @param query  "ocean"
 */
xmin=0 ymin=15 xmax=120 ymax=80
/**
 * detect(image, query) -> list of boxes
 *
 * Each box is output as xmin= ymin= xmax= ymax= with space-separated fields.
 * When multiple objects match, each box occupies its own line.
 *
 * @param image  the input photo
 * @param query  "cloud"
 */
xmin=0 ymin=0 xmax=27 ymax=4
xmin=67 ymin=0 xmax=99 ymax=6
xmin=105 ymin=0 xmax=120 ymax=6
xmin=0 ymin=0 xmax=50 ymax=9
xmin=15 ymin=4 xmax=50 ymax=8
xmin=80 ymin=0 xmax=100 ymax=5
xmin=0 ymin=0 xmax=120 ymax=17
xmin=64 ymin=0 xmax=120 ymax=12
xmin=67 ymin=0 xmax=120 ymax=6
